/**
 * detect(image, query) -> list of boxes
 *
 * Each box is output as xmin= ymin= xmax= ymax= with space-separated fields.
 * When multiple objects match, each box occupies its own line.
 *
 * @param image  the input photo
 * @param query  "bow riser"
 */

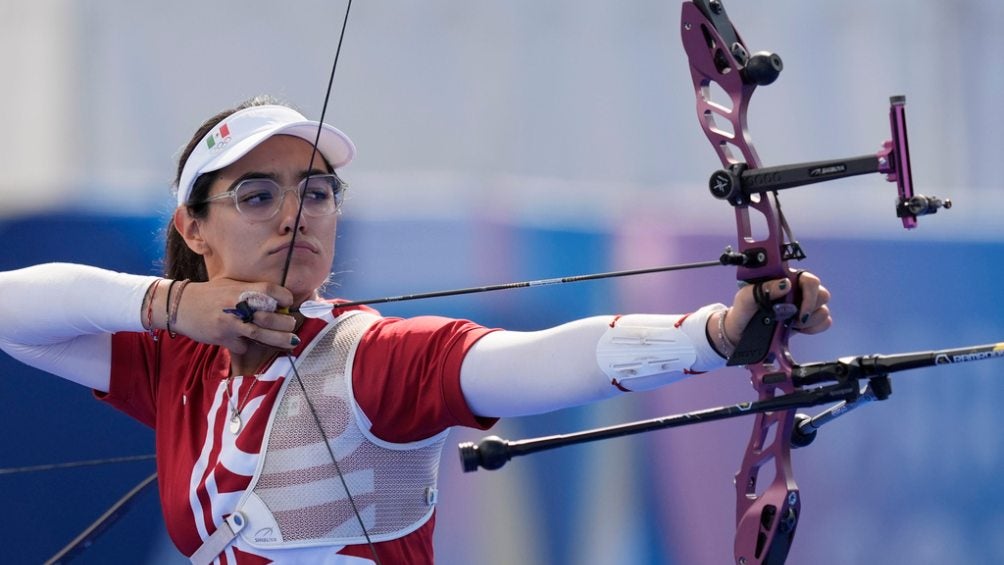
xmin=682 ymin=2 xmax=800 ymax=563
xmin=682 ymin=3 xmax=790 ymax=281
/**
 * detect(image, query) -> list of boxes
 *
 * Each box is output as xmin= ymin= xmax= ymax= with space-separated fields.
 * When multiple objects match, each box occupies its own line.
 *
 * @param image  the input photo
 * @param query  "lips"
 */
xmin=268 ymin=240 xmax=319 ymax=255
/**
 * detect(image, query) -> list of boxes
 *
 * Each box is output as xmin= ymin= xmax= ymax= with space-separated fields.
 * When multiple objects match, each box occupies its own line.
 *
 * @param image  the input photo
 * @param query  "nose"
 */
xmin=277 ymin=188 xmax=307 ymax=232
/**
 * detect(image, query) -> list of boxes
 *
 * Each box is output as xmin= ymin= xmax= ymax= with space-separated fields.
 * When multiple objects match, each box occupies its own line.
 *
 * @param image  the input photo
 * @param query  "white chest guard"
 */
xmin=195 ymin=310 xmax=449 ymax=561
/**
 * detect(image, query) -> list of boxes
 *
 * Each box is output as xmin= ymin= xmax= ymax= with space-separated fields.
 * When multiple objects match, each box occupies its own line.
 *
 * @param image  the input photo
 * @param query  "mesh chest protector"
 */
xmin=234 ymin=311 xmax=448 ymax=550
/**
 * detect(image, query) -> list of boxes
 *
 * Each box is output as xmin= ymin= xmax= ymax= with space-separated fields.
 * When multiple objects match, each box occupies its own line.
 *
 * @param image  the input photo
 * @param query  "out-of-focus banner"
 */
xmin=0 ymin=1 xmax=1001 ymax=240
xmin=1 ymin=1 xmax=1003 ymax=564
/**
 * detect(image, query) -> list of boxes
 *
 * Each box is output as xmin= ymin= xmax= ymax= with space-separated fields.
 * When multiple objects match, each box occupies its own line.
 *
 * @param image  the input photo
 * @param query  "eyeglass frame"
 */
xmin=193 ymin=173 xmax=347 ymax=221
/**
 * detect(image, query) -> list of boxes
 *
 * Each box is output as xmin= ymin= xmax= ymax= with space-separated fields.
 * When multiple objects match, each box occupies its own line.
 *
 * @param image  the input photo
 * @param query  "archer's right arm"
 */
xmin=0 ymin=263 xmax=304 ymax=392
xmin=0 ymin=263 xmax=157 ymax=392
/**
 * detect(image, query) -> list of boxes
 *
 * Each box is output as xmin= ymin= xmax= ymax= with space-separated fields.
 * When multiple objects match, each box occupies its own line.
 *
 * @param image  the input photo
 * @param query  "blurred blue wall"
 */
xmin=3 ymin=1 xmax=1004 ymax=563
xmin=2 ymin=212 xmax=1002 ymax=564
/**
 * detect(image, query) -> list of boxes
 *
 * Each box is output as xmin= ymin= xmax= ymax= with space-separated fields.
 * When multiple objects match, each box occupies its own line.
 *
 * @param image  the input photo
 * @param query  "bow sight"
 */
xmin=707 ymin=95 xmax=952 ymax=230
xmin=685 ymin=0 xmax=950 ymax=246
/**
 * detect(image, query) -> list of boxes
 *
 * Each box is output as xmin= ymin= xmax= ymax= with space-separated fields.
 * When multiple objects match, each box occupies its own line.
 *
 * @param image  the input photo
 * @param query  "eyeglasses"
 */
xmin=197 ymin=174 xmax=346 ymax=222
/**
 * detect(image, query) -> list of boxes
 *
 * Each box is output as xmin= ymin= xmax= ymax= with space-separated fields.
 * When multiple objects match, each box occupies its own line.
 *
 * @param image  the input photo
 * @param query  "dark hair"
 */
xmin=164 ymin=95 xmax=292 ymax=281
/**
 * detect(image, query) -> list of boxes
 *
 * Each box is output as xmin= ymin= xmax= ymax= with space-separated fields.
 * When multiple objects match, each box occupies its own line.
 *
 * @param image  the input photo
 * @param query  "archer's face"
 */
xmin=190 ymin=135 xmax=339 ymax=303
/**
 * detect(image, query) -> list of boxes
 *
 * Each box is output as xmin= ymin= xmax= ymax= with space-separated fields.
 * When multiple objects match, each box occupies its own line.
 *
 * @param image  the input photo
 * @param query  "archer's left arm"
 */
xmin=459 ymin=273 xmax=830 ymax=419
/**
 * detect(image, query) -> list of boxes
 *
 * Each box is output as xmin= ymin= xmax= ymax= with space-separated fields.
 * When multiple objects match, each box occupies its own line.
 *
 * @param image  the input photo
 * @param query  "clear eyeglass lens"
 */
xmin=233 ymin=175 xmax=342 ymax=220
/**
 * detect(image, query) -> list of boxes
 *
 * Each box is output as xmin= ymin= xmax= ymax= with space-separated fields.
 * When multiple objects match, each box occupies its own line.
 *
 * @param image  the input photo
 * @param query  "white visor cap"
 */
xmin=176 ymin=104 xmax=355 ymax=207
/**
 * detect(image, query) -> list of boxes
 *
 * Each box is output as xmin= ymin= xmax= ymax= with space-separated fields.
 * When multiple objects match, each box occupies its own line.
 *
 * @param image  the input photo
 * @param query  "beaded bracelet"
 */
xmin=144 ymin=278 xmax=163 ymax=341
xmin=167 ymin=279 xmax=191 ymax=338
xmin=717 ymin=308 xmax=736 ymax=358
xmin=165 ymin=279 xmax=179 ymax=338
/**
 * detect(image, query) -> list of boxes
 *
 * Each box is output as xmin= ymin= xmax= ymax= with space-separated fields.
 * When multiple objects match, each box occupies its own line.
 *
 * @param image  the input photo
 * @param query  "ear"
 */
xmin=173 ymin=207 xmax=211 ymax=256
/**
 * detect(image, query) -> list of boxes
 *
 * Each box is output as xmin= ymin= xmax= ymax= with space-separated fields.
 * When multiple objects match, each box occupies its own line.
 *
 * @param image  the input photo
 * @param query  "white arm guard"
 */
xmin=596 ymin=304 xmax=725 ymax=391
xmin=461 ymin=304 xmax=727 ymax=417
xmin=0 ymin=263 xmax=157 ymax=391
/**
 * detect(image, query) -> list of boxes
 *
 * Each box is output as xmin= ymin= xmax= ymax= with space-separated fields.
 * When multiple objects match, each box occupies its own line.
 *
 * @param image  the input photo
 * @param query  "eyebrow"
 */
xmin=226 ymin=168 xmax=332 ymax=191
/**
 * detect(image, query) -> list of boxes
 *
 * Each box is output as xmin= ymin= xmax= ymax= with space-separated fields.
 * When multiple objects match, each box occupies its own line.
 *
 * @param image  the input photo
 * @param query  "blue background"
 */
xmin=2 ymin=1 xmax=1004 ymax=563
xmin=2 ymin=212 xmax=1002 ymax=564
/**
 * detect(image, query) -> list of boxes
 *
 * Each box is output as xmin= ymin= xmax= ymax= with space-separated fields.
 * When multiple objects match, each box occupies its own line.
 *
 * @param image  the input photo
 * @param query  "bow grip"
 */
xmin=727 ymin=278 xmax=799 ymax=367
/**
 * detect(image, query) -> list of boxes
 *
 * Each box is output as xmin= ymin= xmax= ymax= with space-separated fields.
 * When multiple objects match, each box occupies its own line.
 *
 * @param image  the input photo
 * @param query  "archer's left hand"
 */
xmin=711 ymin=271 xmax=832 ymax=357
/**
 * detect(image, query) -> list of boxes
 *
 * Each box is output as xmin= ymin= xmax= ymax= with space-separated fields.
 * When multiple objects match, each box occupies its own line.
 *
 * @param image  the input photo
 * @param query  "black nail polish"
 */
xmin=779 ymin=279 xmax=788 ymax=290
xmin=291 ymin=335 xmax=301 ymax=346
xmin=800 ymin=313 xmax=809 ymax=324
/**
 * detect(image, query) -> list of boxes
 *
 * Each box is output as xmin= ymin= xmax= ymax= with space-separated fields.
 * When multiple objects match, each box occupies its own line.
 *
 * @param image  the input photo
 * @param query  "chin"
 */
xmin=283 ymin=268 xmax=330 ymax=300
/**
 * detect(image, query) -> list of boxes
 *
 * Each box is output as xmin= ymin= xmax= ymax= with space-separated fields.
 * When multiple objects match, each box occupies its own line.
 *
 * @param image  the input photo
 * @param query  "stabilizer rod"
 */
xmin=461 ymin=342 xmax=1004 ymax=471
xmin=459 ymin=381 xmax=858 ymax=472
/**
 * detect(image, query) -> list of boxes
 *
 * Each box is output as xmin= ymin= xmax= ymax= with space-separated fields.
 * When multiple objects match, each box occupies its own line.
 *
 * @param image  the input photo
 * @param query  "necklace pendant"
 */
xmin=229 ymin=411 xmax=242 ymax=434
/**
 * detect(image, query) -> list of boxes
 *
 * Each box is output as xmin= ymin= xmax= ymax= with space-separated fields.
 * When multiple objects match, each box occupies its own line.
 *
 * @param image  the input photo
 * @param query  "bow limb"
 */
xmin=681 ymin=2 xmax=801 ymax=563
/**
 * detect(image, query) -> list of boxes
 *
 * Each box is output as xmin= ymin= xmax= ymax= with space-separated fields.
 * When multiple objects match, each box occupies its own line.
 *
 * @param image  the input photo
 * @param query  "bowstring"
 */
xmin=275 ymin=1 xmax=383 ymax=563
xmin=279 ymin=0 xmax=353 ymax=288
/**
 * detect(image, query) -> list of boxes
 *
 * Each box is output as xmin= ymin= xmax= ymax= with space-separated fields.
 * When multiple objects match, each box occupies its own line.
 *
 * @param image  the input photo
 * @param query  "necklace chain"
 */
xmin=224 ymin=352 xmax=280 ymax=434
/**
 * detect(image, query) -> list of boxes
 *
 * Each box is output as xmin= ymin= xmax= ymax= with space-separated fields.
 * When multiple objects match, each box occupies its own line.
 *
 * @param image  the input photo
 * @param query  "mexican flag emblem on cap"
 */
xmin=206 ymin=123 xmax=231 ymax=150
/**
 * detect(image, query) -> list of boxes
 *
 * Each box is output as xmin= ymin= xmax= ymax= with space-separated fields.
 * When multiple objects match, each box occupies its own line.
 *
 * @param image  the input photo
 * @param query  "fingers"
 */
xmin=791 ymin=271 xmax=832 ymax=334
xmin=756 ymin=272 xmax=831 ymax=328
xmin=173 ymin=279 xmax=300 ymax=351
xmin=235 ymin=310 xmax=300 ymax=350
xmin=227 ymin=295 xmax=300 ymax=351
xmin=726 ymin=277 xmax=795 ymax=339
xmin=796 ymin=277 xmax=818 ymax=324
xmin=766 ymin=277 xmax=794 ymax=299
xmin=726 ymin=272 xmax=832 ymax=342
xmin=251 ymin=310 xmax=297 ymax=333
xmin=739 ymin=278 xmax=794 ymax=302
xmin=794 ymin=305 xmax=831 ymax=334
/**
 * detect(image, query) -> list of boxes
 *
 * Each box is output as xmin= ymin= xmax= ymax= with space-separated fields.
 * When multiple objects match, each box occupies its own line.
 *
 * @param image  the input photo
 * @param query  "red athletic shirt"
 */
xmin=97 ymin=305 xmax=497 ymax=564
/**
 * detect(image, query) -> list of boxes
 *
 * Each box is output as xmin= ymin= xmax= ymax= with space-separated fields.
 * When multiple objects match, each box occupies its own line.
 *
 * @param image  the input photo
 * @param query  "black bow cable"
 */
xmin=0 ymin=454 xmax=155 ymax=475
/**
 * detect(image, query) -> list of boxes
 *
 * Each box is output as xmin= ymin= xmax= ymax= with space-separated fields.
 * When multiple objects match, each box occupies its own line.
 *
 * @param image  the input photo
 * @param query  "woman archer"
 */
xmin=0 ymin=95 xmax=830 ymax=564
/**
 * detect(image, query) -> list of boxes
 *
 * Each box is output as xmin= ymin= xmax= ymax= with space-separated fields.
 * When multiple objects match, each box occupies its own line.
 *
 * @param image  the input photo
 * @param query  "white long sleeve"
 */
xmin=0 ymin=263 xmax=158 ymax=391
xmin=460 ymin=304 xmax=726 ymax=418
